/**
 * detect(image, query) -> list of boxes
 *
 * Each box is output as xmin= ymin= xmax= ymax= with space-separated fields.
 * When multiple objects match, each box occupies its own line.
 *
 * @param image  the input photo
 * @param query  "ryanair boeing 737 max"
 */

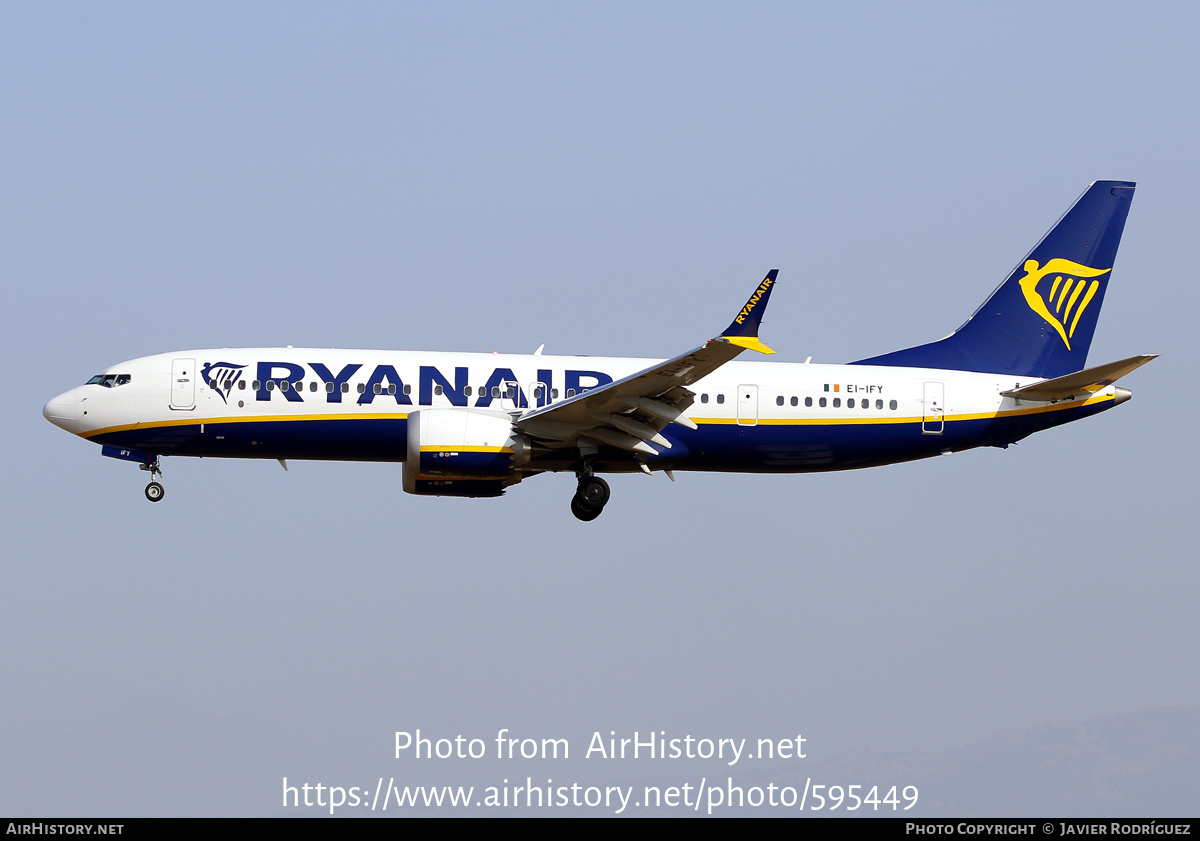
xmin=43 ymin=181 xmax=1154 ymax=520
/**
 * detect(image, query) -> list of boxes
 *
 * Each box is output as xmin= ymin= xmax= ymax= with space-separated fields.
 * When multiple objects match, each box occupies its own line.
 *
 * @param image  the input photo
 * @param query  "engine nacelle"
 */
xmin=403 ymin=409 xmax=529 ymax=498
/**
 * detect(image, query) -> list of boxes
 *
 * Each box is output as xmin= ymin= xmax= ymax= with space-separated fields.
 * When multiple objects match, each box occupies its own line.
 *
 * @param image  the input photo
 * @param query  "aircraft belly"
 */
xmin=93 ymin=417 xmax=411 ymax=462
xmin=94 ymin=424 xmax=199 ymax=454
xmin=666 ymin=421 xmax=947 ymax=472
xmin=662 ymin=399 xmax=1115 ymax=473
xmin=978 ymin=398 xmax=1112 ymax=445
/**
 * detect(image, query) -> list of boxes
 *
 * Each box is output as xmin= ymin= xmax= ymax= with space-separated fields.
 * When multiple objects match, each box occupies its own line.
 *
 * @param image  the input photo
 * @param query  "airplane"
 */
xmin=43 ymin=180 xmax=1154 ymax=521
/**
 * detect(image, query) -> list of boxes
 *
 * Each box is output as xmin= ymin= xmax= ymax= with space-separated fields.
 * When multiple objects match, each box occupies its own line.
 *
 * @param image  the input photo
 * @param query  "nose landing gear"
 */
xmin=570 ymin=474 xmax=610 ymax=521
xmin=140 ymin=456 xmax=164 ymax=503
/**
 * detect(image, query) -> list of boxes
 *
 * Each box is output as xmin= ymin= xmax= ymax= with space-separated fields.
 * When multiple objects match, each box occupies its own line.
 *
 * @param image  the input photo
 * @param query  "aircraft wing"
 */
xmin=1000 ymin=354 xmax=1157 ymax=401
xmin=516 ymin=270 xmax=778 ymax=456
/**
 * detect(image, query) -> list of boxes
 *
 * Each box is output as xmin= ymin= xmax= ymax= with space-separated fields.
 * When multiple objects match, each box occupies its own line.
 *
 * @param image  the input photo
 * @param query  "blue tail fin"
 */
xmin=852 ymin=181 xmax=1135 ymax=378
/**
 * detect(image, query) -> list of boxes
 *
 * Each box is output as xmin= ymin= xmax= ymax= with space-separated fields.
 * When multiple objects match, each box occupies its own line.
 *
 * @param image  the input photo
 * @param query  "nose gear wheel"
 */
xmin=140 ymin=455 xmax=164 ymax=503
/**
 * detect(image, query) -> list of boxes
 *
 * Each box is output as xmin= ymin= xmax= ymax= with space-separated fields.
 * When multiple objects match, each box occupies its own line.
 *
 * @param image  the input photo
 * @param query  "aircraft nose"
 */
xmin=43 ymin=388 xmax=78 ymax=433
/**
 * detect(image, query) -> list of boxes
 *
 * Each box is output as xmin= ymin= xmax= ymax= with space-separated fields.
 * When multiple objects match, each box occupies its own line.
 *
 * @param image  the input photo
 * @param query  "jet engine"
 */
xmin=403 ymin=408 xmax=530 ymax=497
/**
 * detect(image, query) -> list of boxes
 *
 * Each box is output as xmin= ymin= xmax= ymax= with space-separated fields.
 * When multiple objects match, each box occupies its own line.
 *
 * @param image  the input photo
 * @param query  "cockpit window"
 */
xmin=84 ymin=373 xmax=131 ymax=388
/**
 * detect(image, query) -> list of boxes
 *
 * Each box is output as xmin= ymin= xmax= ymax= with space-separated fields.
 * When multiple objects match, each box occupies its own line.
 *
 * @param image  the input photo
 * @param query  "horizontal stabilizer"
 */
xmin=1001 ymin=354 xmax=1157 ymax=401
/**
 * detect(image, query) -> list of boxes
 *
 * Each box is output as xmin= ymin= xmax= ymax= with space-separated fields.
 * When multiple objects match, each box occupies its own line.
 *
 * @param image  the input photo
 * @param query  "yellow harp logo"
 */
xmin=1018 ymin=258 xmax=1111 ymax=350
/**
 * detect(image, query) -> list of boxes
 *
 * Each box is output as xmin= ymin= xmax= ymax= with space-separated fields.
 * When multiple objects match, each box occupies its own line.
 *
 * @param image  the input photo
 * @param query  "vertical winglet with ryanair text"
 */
xmin=720 ymin=270 xmax=778 ymax=354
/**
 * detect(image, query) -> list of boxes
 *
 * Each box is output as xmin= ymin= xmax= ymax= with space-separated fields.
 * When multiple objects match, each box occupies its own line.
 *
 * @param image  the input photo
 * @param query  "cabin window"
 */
xmin=325 ymin=382 xmax=334 ymax=393
xmin=716 ymin=394 xmax=725 ymax=404
xmin=776 ymin=395 xmax=784 ymax=406
xmin=791 ymin=396 xmax=799 ymax=407
xmin=373 ymin=383 xmax=381 ymax=394
xmin=848 ymin=398 xmax=855 ymax=408
xmin=357 ymin=383 xmax=366 ymax=394
xmin=404 ymin=384 xmax=412 ymax=395
xmin=253 ymin=380 xmax=261 ymax=390
xmin=805 ymin=396 xmax=812 ymax=407
xmin=341 ymin=383 xmax=349 ymax=393
xmin=832 ymin=397 xmax=840 ymax=408
xmin=876 ymin=399 xmax=883 ymax=409
xmin=387 ymin=384 xmax=397 ymax=395
xmin=267 ymin=381 xmax=275 ymax=391
xmin=434 ymin=385 xmax=443 ymax=395
xmin=819 ymin=397 xmax=826 ymax=407
xmin=566 ymin=388 xmax=576 ymax=398
xmin=280 ymin=380 xmax=290 ymax=392
xmin=552 ymin=388 xmax=559 ymax=399
xmin=238 ymin=380 xmax=246 ymax=390
xmin=700 ymin=393 xmax=708 ymax=404
xmin=464 ymin=386 xmax=473 ymax=396
xmin=889 ymin=399 xmax=898 ymax=410
xmin=492 ymin=386 xmax=501 ymax=398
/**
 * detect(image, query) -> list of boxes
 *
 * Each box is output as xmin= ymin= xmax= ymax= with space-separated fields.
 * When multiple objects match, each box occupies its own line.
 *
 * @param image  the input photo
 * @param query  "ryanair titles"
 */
xmin=205 ymin=360 xmax=615 ymax=409
xmin=734 ymin=275 xmax=774 ymax=326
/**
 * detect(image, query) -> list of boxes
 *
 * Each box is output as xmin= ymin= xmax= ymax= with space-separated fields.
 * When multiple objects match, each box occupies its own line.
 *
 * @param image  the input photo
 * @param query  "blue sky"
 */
xmin=2 ymin=1 xmax=1195 ymax=815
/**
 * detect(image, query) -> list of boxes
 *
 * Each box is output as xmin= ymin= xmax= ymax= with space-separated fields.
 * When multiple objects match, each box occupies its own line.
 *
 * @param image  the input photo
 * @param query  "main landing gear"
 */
xmin=570 ymin=473 xmax=610 ymax=521
xmin=141 ymin=456 xmax=165 ymax=503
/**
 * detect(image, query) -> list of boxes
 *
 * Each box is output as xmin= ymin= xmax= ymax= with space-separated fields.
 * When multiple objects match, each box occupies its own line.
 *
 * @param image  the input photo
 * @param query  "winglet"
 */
xmin=720 ymin=270 xmax=778 ymax=354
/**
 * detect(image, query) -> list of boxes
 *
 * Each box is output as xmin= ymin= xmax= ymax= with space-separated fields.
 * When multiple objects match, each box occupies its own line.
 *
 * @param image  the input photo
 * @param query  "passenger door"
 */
xmin=922 ymin=381 xmax=944 ymax=434
xmin=737 ymin=384 xmax=759 ymax=427
xmin=170 ymin=358 xmax=196 ymax=410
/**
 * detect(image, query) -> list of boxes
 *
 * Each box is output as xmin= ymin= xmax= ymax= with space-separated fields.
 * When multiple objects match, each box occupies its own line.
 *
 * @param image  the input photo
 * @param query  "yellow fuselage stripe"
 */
xmin=419 ymin=446 xmax=511 ymax=453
